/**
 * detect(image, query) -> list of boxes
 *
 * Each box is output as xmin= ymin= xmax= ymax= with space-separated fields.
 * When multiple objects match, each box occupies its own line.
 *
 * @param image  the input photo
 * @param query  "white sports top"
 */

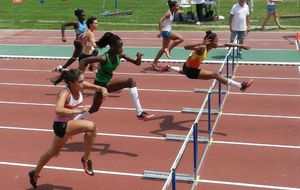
xmin=82 ymin=30 xmax=95 ymax=51
xmin=162 ymin=10 xmax=174 ymax=32
xmin=267 ymin=0 xmax=275 ymax=5
xmin=55 ymin=87 xmax=83 ymax=122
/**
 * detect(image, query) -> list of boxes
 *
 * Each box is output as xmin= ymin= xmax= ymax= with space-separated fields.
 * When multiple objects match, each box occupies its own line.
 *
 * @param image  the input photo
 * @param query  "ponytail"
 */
xmin=51 ymin=69 xmax=82 ymax=86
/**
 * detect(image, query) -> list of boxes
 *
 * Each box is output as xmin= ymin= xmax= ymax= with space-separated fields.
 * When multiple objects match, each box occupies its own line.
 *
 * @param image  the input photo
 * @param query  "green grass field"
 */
xmin=0 ymin=0 xmax=299 ymax=31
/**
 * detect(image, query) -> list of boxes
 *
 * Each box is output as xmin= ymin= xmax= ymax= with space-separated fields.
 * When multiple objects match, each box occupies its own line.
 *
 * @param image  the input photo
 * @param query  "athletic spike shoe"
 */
xmin=81 ymin=157 xmax=94 ymax=176
xmin=137 ymin=112 xmax=155 ymax=121
xmin=159 ymin=64 xmax=170 ymax=72
xmin=52 ymin=65 xmax=63 ymax=72
xmin=240 ymin=79 xmax=253 ymax=92
xmin=28 ymin=170 xmax=40 ymax=189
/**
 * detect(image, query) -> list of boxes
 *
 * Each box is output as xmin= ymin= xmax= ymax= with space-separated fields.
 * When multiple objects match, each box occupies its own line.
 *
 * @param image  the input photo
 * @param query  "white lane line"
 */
xmin=0 ymin=29 xmax=296 ymax=34
xmin=0 ymin=100 xmax=181 ymax=113
xmin=1 ymin=125 xmax=300 ymax=149
xmin=199 ymin=179 xmax=300 ymax=190
xmin=0 ymin=68 xmax=184 ymax=77
xmin=1 ymin=100 xmax=300 ymax=118
xmin=0 ymin=125 xmax=165 ymax=140
xmin=235 ymin=76 xmax=300 ymax=80
xmin=1 ymin=161 xmax=299 ymax=190
xmin=230 ymin=92 xmax=300 ymax=97
xmin=1 ymin=67 xmax=300 ymax=80
xmin=213 ymin=140 xmax=300 ymax=149
xmin=0 ymin=82 xmax=194 ymax=93
xmin=0 ymin=161 xmax=143 ymax=177
xmin=0 ymin=36 xmax=292 ymax=42
xmin=5 ymin=82 xmax=300 ymax=96
xmin=222 ymin=112 xmax=300 ymax=119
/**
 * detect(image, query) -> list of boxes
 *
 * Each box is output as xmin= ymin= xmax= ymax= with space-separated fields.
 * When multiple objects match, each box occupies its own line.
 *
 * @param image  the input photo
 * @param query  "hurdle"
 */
xmin=144 ymin=37 xmax=239 ymax=190
xmin=101 ymin=0 xmax=133 ymax=17
xmin=295 ymin=32 xmax=299 ymax=51
xmin=181 ymin=39 xmax=238 ymax=114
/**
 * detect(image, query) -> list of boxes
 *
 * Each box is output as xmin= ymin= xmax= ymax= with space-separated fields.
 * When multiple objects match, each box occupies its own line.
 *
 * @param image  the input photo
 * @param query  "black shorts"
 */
xmin=94 ymin=80 xmax=108 ymax=87
xmin=78 ymin=50 xmax=98 ymax=61
xmin=53 ymin=121 xmax=68 ymax=138
xmin=73 ymin=40 xmax=83 ymax=50
xmin=183 ymin=63 xmax=201 ymax=79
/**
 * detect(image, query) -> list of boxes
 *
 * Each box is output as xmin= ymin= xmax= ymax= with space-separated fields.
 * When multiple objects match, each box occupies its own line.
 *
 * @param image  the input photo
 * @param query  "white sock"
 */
xmin=74 ymin=112 xmax=90 ymax=120
xmin=227 ymin=79 xmax=242 ymax=89
xmin=170 ymin=66 xmax=181 ymax=72
xmin=129 ymin=87 xmax=143 ymax=116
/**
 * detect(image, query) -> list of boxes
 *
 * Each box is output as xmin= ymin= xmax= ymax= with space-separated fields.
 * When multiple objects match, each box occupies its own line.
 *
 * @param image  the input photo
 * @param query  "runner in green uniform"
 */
xmin=75 ymin=32 xmax=155 ymax=120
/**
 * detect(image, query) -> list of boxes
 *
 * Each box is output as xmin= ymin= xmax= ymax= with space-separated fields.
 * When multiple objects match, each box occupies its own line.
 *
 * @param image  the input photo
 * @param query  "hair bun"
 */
xmin=206 ymin=30 xmax=212 ymax=35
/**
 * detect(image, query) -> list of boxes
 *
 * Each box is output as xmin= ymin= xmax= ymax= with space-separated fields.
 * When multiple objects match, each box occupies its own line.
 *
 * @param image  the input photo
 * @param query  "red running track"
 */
xmin=0 ymin=30 xmax=300 ymax=190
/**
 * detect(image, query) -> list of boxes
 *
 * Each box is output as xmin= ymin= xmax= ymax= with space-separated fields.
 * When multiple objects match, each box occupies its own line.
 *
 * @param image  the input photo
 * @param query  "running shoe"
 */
xmin=137 ymin=112 xmax=155 ymax=121
xmin=52 ymin=65 xmax=63 ymax=72
xmin=151 ymin=64 xmax=169 ymax=72
xmin=240 ymin=79 xmax=253 ymax=92
xmin=28 ymin=170 xmax=40 ymax=189
xmin=164 ymin=48 xmax=171 ymax=59
xmin=169 ymin=66 xmax=181 ymax=72
xmin=159 ymin=64 xmax=170 ymax=72
xmin=81 ymin=157 xmax=94 ymax=176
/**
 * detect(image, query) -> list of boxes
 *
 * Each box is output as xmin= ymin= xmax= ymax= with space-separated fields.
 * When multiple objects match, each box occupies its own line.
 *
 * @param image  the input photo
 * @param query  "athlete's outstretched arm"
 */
xmin=218 ymin=43 xmax=250 ymax=50
xmin=83 ymin=81 xmax=109 ymax=97
xmin=121 ymin=52 xmax=144 ymax=66
xmin=79 ymin=55 xmax=106 ymax=72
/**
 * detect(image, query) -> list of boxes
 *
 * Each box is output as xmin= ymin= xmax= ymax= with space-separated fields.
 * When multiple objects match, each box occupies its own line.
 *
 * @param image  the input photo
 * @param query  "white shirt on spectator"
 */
xmin=191 ymin=0 xmax=205 ymax=4
xmin=230 ymin=3 xmax=249 ymax=31
xmin=267 ymin=0 xmax=275 ymax=5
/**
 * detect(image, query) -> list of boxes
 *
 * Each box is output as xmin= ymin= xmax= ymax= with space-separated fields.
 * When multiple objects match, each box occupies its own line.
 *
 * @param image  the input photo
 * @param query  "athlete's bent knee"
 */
xmin=128 ymin=77 xmax=136 ymax=87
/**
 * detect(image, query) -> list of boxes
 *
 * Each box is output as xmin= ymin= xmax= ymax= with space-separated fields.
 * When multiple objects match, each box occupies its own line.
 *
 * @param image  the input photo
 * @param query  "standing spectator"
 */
xmin=195 ymin=0 xmax=205 ymax=23
xmin=260 ymin=0 xmax=286 ymax=30
xmin=229 ymin=0 xmax=250 ymax=59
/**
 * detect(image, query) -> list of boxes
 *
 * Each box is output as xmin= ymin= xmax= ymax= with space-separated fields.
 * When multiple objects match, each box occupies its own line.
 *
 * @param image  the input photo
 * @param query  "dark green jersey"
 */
xmin=95 ymin=52 xmax=120 ymax=84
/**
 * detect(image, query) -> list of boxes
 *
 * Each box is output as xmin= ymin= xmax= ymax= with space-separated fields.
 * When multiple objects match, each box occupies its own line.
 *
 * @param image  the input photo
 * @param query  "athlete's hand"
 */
xmin=136 ymin=52 xmax=144 ymax=59
xmin=62 ymin=37 xmax=67 ymax=42
xmin=75 ymin=105 xmax=90 ymax=114
xmin=157 ymin=33 xmax=162 ymax=38
xmin=101 ymin=87 xmax=109 ymax=99
xmin=202 ymin=38 xmax=211 ymax=45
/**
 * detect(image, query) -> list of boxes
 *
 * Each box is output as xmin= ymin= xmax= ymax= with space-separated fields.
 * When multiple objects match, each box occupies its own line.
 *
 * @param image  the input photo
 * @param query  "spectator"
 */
xmin=260 ymin=0 xmax=286 ymax=30
xmin=229 ymin=0 xmax=250 ymax=59
xmin=195 ymin=0 xmax=205 ymax=23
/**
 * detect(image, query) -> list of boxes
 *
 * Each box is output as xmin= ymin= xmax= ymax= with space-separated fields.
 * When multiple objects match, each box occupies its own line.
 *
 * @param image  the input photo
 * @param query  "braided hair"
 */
xmin=96 ymin=32 xmax=121 ymax=48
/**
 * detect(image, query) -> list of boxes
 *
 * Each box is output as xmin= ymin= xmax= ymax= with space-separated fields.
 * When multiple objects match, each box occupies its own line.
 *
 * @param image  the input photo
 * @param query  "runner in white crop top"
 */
xmin=29 ymin=69 xmax=108 ymax=189
xmin=152 ymin=0 xmax=184 ymax=72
